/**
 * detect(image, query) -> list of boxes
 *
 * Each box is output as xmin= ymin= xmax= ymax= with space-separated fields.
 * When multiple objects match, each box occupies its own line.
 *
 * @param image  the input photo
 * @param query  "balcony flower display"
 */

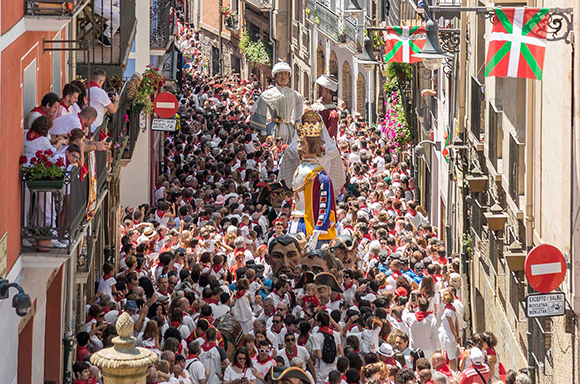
xmin=133 ymin=65 xmax=166 ymax=114
xmin=21 ymin=149 xmax=66 ymax=190
xmin=381 ymin=72 xmax=413 ymax=153
xmin=240 ymin=31 xmax=273 ymax=67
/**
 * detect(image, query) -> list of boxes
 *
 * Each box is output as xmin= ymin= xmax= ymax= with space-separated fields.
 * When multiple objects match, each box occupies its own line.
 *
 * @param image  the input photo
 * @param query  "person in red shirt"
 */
xmin=458 ymin=348 xmax=491 ymax=384
xmin=76 ymin=332 xmax=91 ymax=362
xmin=73 ymin=361 xmax=96 ymax=384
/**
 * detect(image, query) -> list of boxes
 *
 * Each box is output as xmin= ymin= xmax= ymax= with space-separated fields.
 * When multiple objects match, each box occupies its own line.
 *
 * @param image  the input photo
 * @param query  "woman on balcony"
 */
xmin=23 ymin=116 xmax=67 ymax=164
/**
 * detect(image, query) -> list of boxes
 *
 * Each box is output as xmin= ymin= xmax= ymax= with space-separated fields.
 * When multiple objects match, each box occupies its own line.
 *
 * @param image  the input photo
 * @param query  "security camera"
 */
xmin=13 ymin=292 xmax=31 ymax=317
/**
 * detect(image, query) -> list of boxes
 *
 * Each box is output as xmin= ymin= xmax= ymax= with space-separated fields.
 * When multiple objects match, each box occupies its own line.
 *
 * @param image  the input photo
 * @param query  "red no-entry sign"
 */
xmin=524 ymin=244 xmax=566 ymax=293
xmin=154 ymin=92 xmax=179 ymax=118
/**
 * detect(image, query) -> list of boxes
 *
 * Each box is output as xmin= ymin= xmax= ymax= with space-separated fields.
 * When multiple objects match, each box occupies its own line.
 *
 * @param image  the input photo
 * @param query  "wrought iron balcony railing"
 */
xmin=315 ymin=1 xmax=339 ymax=41
xmin=151 ymin=0 xmax=177 ymax=50
xmin=25 ymin=0 xmax=90 ymax=17
xmin=76 ymin=0 xmax=137 ymax=77
xmin=21 ymin=81 xmax=139 ymax=252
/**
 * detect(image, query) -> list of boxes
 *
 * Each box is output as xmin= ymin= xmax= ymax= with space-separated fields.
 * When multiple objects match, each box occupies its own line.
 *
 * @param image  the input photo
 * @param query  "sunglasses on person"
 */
xmin=276 ymin=307 xmax=287 ymax=312
xmin=285 ymin=337 xmax=295 ymax=342
xmin=272 ymin=320 xmax=281 ymax=324
xmin=259 ymin=349 xmax=270 ymax=353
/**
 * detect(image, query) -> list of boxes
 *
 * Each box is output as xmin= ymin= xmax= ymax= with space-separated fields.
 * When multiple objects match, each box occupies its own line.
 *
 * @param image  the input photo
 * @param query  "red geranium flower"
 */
xmin=46 ymin=161 xmax=53 ymax=167
xmin=30 ymin=157 xmax=37 ymax=165
xmin=56 ymin=158 xmax=65 ymax=167
xmin=36 ymin=150 xmax=43 ymax=157
xmin=19 ymin=155 xmax=27 ymax=164
xmin=45 ymin=149 xmax=53 ymax=156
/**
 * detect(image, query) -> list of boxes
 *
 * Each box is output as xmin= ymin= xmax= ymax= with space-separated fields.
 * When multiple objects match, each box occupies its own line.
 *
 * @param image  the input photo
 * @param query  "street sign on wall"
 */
xmin=524 ymin=244 xmax=566 ymax=293
xmin=525 ymin=292 xmax=565 ymax=318
xmin=151 ymin=118 xmax=177 ymax=132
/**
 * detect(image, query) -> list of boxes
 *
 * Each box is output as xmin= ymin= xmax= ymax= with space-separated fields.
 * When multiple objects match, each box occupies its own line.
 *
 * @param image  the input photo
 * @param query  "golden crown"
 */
xmin=296 ymin=110 xmax=324 ymax=137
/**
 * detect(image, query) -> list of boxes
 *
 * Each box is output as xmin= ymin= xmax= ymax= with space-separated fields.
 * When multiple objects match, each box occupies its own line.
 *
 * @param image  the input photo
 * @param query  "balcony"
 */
xmin=151 ymin=0 xmax=177 ymax=51
xmin=315 ymin=1 xmax=339 ymax=41
xmin=21 ymin=81 xmax=140 ymax=253
xmin=76 ymin=0 xmax=137 ymax=78
xmin=306 ymin=0 xmax=316 ymax=23
xmin=245 ymin=0 xmax=272 ymax=11
xmin=25 ymin=0 xmax=90 ymax=31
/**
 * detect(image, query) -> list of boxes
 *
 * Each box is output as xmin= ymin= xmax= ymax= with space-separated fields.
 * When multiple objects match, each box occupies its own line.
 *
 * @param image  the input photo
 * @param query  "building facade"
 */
xmin=0 ymin=1 xmax=141 ymax=382
xmin=411 ymin=0 xmax=580 ymax=382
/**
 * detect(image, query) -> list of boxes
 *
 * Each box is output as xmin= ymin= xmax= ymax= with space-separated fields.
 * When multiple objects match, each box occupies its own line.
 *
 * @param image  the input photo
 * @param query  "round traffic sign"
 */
xmin=153 ymin=92 xmax=179 ymax=118
xmin=524 ymin=244 xmax=566 ymax=293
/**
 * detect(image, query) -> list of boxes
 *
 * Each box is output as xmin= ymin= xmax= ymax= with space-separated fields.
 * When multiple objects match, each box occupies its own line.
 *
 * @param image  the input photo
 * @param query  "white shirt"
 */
xmin=312 ymin=329 xmax=341 ymax=379
xmin=223 ymin=366 xmax=255 ymax=382
xmin=253 ymin=358 xmax=276 ymax=384
xmin=347 ymin=327 xmax=381 ymax=354
xmin=50 ymin=113 xmax=83 ymax=135
xmin=402 ymin=308 xmax=439 ymax=356
xmin=97 ymin=275 xmax=117 ymax=298
xmin=185 ymin=357 xmax=207 ymax=384
xmin=199 ymin=346 xmax=222 ymax=384
xmin=276 ymin=345 xmax=310 ymax=370
xmin=55 ymin=103 xmax=75 ymax=118
xmin=89 ymin=86 xmax=111 ymax=130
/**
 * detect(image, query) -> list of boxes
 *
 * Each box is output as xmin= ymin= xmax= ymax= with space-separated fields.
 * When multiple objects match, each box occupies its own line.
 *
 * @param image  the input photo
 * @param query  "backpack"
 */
xmin=321 ymin=332 xmax=337 ymax=364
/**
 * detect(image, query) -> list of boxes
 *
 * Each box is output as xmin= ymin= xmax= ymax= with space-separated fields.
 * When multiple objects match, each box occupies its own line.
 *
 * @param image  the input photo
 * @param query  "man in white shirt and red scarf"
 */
xmin=88 ymin=68 xmax=119 ymax=135
xmin=23 ymin=92 xmax=60 ymax=132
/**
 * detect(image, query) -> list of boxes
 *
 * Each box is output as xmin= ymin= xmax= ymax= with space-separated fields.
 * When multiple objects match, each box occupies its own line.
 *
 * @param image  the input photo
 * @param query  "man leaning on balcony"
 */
xmin=88 ymin=69 xmax=119 ymax=135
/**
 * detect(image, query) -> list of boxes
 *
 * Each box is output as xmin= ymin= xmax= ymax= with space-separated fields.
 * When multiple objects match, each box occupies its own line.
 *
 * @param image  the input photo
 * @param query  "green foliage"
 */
xmin=462 ymin=232 xmax=473 ymax=257
xmin=368 ymin=30 xmax=385 ymax=50
xmin=133 ymin=65 xmax=166 ymax=114
xmin=381 ymin=76 xmax=413 ymax=151
xmin=386 ymin=62 xmax=412 ymax=80
xmin=240 ymin=30 xmax=273 ymax=67
xmin=133 ymin=91 xmax=154 ymax=114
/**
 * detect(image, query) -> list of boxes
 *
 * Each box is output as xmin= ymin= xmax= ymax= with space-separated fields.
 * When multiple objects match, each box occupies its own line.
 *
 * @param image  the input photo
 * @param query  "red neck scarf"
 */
xmin=407 ymin=208 xmax=417 ymax=216
xmin=205 ymin=297 xmax=218 ymax=305
xmin=415 ymin=311 xmax=433 ymax=322
xmin=319 ymin=326 xmax=333 ymax=336
xmin=344 ymin=281 xmax=354 ymax=290
xmin=60 ymin=100 xmax=71 ymax=111
xmin=31 ymin=106 xmax=48 ymax=116
xmin=170 ymin=321 xmax=181 ymax=328
xmin=235 ymin=290 xmax=246 ymax=299
xmin=384 ymin=357 xmax=398 ymax=366
xmin=285 ymin=346 xmax=298 ymax=359
xmin=273 ymin=289 xmax=284 ymax=298
xmin=436 ymin=364 xmax=453 ymax=377
xmin=297 ymin=334 xmax=309 ymax=346
xmin=257 ymin=355 xmax=274 ymax=364
xmin=394 ymin=208 xmax=403 ymax=217
xmin=212 ymin=264 xmax=222 ymax=274
xmin=26 ymin=130 xmax=43 ymax=141
xmin=271 ymin=326 xmax=283 ymax=334
xmin=87 ymin=80 xmax=101 ymax=89
xmin=234 ymin=361 xmax=248 ymax=369
xmin=201 ymin=341 xmax=217 ymax=352
xmin=445 ymin=303 xmax=456 ymax=311
xmin=485 ymin=347 xmax=496 ymax=356
xmin=187 ymin=354 xmax=199 ymax=360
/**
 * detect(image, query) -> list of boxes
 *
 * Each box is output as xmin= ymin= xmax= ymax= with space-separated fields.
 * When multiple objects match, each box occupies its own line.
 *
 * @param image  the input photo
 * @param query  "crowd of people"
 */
xmin=69 ymin=21 xmax=534 ymax=384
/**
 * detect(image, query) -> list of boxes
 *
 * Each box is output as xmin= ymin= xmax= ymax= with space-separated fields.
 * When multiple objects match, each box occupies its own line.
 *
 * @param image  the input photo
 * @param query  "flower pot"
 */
xmin=36 ymin=239 xmax=52 ymax=252
xmin=133 ymin=102 xmax=145 ymax=112
xmin=26 ymin=178 xmax=65 ymax=191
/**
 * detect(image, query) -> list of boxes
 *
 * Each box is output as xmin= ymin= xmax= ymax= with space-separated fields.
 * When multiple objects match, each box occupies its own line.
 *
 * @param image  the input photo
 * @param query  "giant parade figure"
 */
xmin=250 ymin=62 xmax=303 ymax=144
xmin=289 ymin=110 xmax=338 ymax=250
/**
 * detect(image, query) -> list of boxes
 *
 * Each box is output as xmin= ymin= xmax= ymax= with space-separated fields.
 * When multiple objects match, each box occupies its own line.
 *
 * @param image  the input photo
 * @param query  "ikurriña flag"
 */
xmin=485 ymin=7 xmax=550 ymax=80
xmin=383 ymin=26 xmax=426 ymax=64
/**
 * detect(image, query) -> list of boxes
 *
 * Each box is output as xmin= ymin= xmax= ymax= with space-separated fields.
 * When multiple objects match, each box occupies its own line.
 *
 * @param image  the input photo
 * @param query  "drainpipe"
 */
xmin=269 ymin=5 xmax=277 ymax=64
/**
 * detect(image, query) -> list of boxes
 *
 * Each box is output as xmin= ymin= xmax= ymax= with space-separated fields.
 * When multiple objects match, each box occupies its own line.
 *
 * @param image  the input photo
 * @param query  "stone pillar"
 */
xmin=90 ymin=313 xmax=158 ymax=384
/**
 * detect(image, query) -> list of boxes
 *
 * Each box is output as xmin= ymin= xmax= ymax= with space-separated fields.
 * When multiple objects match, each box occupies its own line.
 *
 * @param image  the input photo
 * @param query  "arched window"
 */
xmin=329 ymin=51 xmax=338 ymax=79
xmin=342 ymin=61 xmax=352 ymax=111
xmin=316 ymin=44 xmax=325 ymax=79
xmin=356 ymin=73 xmax=366 ymax=115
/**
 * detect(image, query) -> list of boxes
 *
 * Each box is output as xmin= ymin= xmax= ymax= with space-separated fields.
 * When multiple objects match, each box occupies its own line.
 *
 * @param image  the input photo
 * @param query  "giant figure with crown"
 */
xmin=289 ymin=110 xmax=337 ymax=250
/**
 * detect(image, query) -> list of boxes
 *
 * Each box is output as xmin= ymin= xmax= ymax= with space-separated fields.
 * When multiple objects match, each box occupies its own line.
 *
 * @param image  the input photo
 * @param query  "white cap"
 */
xmin=449 ymin=273 xmax=461 ymax=289
xmin=378 ymin=343 xmax=394 ymax=357
xmin=272 ymin=62 xmax=292 ymax=76
xmin=470 ymin=347 xmax=485 ymax=365
xmin=316 ymin=74 xmax=338 ymax=92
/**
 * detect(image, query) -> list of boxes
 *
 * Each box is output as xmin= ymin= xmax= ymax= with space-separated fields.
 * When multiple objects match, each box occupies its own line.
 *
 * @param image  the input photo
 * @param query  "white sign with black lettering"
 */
xmin=151 ymin=118 xmax=177 ymax=132
xmin=525 ymin=292 xmax=565 ymax=318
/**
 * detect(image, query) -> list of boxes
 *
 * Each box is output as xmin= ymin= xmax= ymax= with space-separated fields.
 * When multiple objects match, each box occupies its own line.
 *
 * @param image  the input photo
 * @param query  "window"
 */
xmin=470 ymin=76 xmax=484 ymax=141
xmin=488 ymin=101 xmax=503 ymax=172
xmin=509 ymin=133 xmax=524 ymax=207
xmin=356 ymin=73 xmax=366 ymax=115
xmin=342 ymin=61 xmax=352 ymax=110
xmin=496 ymin=77 xmax=526 ymax=142
xmin=23 ymin=60 xmax=37 ymax=118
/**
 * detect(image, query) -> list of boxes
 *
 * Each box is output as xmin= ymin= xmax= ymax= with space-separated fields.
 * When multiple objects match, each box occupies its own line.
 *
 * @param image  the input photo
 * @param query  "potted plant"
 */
xmin=21 ymin=149 xmax=66 ymax=191
xmin=32 ymin=228 xmax=55 ymax=252
xmin=338 ymin=26 xmax=347 ymax=43
xmin=133 ymin=65 xmax=166 ymax=114
xmin=133 ymin=91 xmax=153 ymax=114
xmin=225 ymin=12 xmax=239 ymax=29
